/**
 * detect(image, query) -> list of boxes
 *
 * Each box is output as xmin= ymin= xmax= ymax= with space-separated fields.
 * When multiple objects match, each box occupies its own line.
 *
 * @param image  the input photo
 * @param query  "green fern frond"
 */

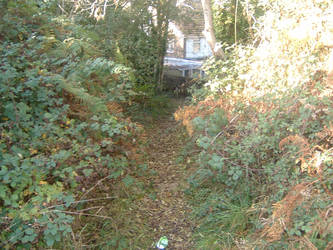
xmin=59 ymin=77 xmax=108 ymax=114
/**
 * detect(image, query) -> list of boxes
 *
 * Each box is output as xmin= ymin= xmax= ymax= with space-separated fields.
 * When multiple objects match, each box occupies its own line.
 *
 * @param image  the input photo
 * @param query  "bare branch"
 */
xmin=51 ymin=210 xmax=114 ymax=220
xmin=210 ymin=114 xmax=239 ymax=145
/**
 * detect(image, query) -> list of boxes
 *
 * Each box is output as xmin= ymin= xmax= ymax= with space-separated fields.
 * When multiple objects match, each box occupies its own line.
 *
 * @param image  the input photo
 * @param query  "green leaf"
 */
xmin=25 ymin=228 xmax=34 ymax=235
xmin=122 ymin=176 xmax=135 ymax=187
xmin=110 ymin=170 xmax=122 ymax=179
xmin=44 ymin=112 xmax=53 ymax=119
xmin=197 ymin=136 xmax=211 ymax=150
xmin=64 ymin=195 xmax=74 ymax=207
xmin=0 ymin=166 xmax=8 ymax=175
xmin=45 ymin=236 xmax=55 ymax=246
xmin=21 ymin=234 xmax=35 ymax=243
xmin=82 ymin=168 xmax=93 ymax=177
xmin=0 ymin=185 xmax=7 ymax=198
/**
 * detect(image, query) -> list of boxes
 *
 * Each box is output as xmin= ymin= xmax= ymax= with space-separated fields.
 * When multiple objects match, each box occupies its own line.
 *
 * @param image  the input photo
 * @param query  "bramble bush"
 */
xmin=0 ymin=0 xmax=141 ymax=248
xmin=176 ymin=0 xmax=333 ymax=248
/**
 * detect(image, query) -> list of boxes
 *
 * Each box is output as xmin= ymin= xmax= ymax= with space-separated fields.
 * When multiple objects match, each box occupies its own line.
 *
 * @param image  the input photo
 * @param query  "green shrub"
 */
xmin=0 ymin=1 xmax=138 ymax=247
xmin=178 ymin=0 xmax=333 ymax=248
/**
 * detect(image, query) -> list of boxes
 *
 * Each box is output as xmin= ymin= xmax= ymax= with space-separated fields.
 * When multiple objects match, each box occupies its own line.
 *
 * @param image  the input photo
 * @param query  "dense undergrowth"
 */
xmin=1 ymin=0 xmax=332 ymax=249
xmin=176 ymin=0 xmax=333 ymax=249
xmin=0 ymin=0 xmax=169 ymax=248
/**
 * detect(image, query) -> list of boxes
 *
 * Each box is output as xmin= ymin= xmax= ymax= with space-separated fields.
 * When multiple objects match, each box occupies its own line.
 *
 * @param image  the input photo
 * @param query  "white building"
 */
xmin=165 ymin=0 xmax=212 ymax=77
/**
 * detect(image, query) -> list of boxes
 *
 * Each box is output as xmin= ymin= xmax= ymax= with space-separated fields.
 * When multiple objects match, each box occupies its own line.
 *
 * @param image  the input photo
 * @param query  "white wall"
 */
xmin=185 ymin=37 xmax=212 ymax=59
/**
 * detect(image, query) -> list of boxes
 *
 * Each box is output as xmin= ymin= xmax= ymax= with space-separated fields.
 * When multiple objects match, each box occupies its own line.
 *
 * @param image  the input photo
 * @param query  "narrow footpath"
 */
xmin=136 ymin=99 xmax=194 ymax=249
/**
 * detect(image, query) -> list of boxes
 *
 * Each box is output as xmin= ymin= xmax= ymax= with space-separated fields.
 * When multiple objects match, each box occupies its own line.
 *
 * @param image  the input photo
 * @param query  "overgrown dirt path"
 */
xmin=136 ymin=98 xmax=194 ymax=249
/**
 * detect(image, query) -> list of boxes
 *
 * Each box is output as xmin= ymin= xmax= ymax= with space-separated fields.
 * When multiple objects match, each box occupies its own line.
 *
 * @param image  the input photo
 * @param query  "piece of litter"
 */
xmin=156 ymin=236 xmax=168 ymax=249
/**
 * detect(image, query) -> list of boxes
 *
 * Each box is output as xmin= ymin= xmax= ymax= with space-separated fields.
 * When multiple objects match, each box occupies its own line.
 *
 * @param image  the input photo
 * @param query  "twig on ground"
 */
xmin=51 ymin=210 xmax=113 ymax=220
xmin=46 ymin=196 xmax=117 ymax=210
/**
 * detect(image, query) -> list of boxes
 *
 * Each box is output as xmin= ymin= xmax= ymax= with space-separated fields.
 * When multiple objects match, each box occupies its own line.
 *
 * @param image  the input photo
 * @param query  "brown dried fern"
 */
xmin=262 ymin=183 xmax=308 ymax=242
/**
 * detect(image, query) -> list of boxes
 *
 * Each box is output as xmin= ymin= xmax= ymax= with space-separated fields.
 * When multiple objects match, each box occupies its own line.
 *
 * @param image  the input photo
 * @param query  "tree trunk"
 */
xmin=201 ymin=0 xmax=225 ymax=58
xmin=154 ymin=0 xmax=171 ymax=91
xmin=244 ymin=0 xmax=254 ymax=40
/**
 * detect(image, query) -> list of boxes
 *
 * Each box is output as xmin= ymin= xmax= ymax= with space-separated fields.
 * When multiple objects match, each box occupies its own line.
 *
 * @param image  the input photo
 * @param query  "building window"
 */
xmin=185 ymin=37 xmax=212 ymax=59
xmin=167 ymin=39 xmax=175 ymax=53
xmin=193 ymin=39 xmax=200 ymax=53
xmin=184 ymin=69 xmax=190 ymax=77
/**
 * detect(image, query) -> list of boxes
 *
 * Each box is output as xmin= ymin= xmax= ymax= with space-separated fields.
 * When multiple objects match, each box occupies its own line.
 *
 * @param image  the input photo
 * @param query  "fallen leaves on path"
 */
xmin=136 ymin=102 xmax=194 ymax=249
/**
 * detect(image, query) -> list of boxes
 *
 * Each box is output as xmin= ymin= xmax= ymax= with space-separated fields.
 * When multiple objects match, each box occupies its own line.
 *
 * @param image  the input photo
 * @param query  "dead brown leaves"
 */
xmin=262 ymin=183 xmax=308 ymax=242
xmin=174 ymin=97 xmax=233 ymax=135
xmin=106 ymin=101 xmax=123 ymax=114
xmin=135 ymin=112 xmax=195 ymax=249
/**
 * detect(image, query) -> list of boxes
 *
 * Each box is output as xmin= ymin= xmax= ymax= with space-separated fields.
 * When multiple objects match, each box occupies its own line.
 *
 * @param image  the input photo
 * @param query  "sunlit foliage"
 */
xmin=177 ymin=0 xmax=333 ymax=248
